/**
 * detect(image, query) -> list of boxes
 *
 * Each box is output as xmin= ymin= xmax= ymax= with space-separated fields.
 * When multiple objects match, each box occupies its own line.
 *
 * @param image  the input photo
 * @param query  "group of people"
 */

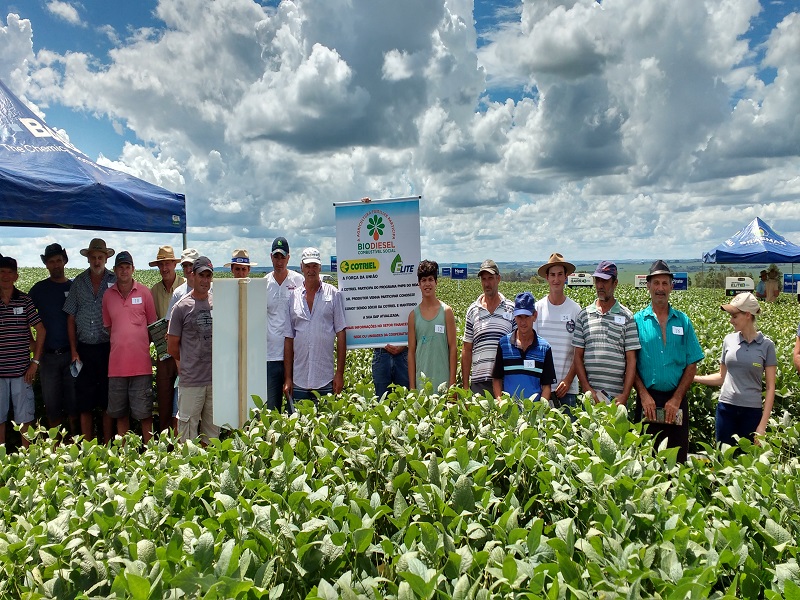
xmin=399 ymin=254 xmax=779 ymax=462
xmin=0 ymin=236 xmax=787 ymax=458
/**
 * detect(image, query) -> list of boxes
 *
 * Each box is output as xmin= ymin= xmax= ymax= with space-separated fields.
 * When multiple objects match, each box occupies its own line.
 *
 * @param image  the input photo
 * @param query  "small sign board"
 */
xmin=451 ymin=263 xmax=468 ymax=280
xmin=783 ymin=274 xmax=800 ymax=294
xmin=330 ymin=255 xmax=337 ymax=272
xmin=636 ymin=272 xmax=689 ymax=290
xmin=567 ymin=272 xmax=593 ymax=287
xmin=441 ymin=266 xmax=451 ymax=278
xmin=725 ymin=276 xmax=754 ymax=297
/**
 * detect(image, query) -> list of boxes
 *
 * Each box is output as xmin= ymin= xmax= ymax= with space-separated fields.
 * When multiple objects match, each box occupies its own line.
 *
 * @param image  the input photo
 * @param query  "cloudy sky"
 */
xmin=1 ymin=0 xmax=799 ymax=268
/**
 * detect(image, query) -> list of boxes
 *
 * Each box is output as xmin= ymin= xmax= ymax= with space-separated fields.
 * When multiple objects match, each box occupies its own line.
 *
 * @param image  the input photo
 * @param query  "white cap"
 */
xmin=721 ymin=292 xmax=760 ymax=315
xmin=301 ymin=247 xmax=322 ymax=265
xmin=180 ymin=248 xmax=200 ymax=264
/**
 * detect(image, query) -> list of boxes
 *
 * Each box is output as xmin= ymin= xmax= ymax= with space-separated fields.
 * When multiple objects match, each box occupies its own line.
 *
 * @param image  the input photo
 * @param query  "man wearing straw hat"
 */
xmin=534 ymin=253 xmax=581 ymax=411
xmin=63 ymin=238 xmax=116 ymax=442
xmin=225 ymin=249 xmax=257 ymax=278
xmin=149 ymin=245 xmax=184 ymax=433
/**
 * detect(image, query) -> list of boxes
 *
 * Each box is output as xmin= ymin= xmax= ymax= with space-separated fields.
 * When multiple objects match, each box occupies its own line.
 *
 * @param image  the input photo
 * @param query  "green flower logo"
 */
xmin=367 ymin=215 xmax=385 ymax=240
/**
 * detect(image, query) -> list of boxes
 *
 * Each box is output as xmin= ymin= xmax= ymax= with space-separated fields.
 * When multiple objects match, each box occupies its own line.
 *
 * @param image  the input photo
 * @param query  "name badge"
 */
xmin=613 ymin=315 xmax=626 ymax=325
xmin=503 ymin=312 xmax=512 ymax=320
xmin=325 ymin=295 xmax=332 ymax=302
xmin=672 ymin=326 xmax=684 ymax=335
xmin=524 ymin=359 xmax=536 ymax=369
xmin=435 ymin=324 xmax=445 ymax=334
xmin=131 ymin=297 xmax=142 ymax=305
xmin=64 ymin=291 xmax=70 ymax=298
xmin=561 ymin=314 xmax=570 ymax=322
xmin=13 ymin=307 xmax=23 ymax=315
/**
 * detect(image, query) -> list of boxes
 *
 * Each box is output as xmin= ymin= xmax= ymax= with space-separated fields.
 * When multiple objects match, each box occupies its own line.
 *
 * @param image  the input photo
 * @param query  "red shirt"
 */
xmin=102 ymin=281 xmax=157 ymax=377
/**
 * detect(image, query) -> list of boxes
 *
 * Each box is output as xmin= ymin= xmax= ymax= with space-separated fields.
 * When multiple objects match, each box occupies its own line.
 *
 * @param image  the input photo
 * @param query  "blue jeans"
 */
xmin=716 ymin=402 xmax=762 ymax=445
xmin=372 ymin=348 xmax=409 ymax=399
xmin=267 ymin=361 xmax=292 ymax=413
xmin=293 ymin=383 xmax=333 ymax=406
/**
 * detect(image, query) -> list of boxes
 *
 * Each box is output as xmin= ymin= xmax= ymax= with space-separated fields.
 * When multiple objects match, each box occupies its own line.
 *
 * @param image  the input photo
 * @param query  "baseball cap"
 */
xmin=193 ymin=256 xmax=214 ymax=275
xmin=721 ymin=292 xmax=760 ymax=316
xmin=180 ymin=248 xmax=200 ymax=265
xmin=301 ymin=247 xmax=322 ymax=265
xmin=593 ymin=260 xmax=617 ymax=280
xmin=478 ymin=259 xmax=500 ymax=276
xmin=271 ymin=237 xmax=289 ymax=256
xmin=513 ymin=291 xmax=536 ymax=317
xmin=114 ymin=251 xmax=134 ymax=267
xmin=0 ymin=256 xmax=18 ymax=272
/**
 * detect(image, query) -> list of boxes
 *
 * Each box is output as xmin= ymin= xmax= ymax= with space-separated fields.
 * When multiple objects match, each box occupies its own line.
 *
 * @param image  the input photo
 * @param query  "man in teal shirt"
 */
xmin=634 ymin=260 xmax=705 ymax=462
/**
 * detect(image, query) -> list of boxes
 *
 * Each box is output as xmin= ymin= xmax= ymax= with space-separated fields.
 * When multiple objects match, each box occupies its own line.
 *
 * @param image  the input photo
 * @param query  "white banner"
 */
xmin=212 ymin=278 xmax=266 ymax=428
xmin=335 ymin=197 xmax=422 ymax=349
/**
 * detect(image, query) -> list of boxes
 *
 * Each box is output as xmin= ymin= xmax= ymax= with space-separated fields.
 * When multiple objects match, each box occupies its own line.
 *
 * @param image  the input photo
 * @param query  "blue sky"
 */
xmin=1 ymin=0 xmax=799 ymax=267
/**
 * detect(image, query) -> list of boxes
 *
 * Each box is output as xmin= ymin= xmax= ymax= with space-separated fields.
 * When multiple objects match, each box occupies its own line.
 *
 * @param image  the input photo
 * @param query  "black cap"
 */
xmin=646 ymin=259 xmax=673 ymax=280
xmin=41 ymin=243 xmax=68 ymax=265
xmin=114 ymin=251 xmax=134 ymax=267
xmin=271 ymin=237 xmax=289 ymax=256
xmin=193 ymin=256 xmax=214 ymax=275
xmin=0 ymin=256 xmax=18 ymax=272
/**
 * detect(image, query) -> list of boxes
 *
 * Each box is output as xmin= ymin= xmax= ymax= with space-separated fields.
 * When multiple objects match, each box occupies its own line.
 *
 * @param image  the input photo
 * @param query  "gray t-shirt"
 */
xmin=719 ymin=331 xmax=776 ymax=408
xmin=168 ymin=293 xmax=213 ymax=387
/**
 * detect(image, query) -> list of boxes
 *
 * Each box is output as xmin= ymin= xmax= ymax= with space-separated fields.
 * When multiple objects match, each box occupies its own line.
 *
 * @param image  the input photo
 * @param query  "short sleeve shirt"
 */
xmin=634 ymin=304 xmax=705 ymax=392
xmin=102 ymin=282 xmax=157 ymax=377
xmin=63 ymin=268 xmax=116 ymax=344
xmin=572 ymin=300 xmax=641 ymax=396
xmin=0 ymin=288 xmax=42 ymax=377
xmin=28 ymin=278 xmax=72 ymax=350
xmin=168 ymin=293 xmax=213 ymax=387
xmin=534 ymin=296 xmax=581 ymax=394
xmin=286 ymin=281 xmax=347 ymax=390
xmin=266 ymin=270 xmax=304 ymax=361
xmin=719 ymin=331 xmax=777 ymax=409
xmin=462 ymin=294 xmax=515 ymax=383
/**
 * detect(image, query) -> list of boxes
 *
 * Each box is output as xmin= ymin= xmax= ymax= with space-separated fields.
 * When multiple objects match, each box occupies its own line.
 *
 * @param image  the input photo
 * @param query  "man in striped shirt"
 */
xmin=461 ymin=259 xmax=515 ymax=396
xmin=0 ymin=256 xmax=45 ymax=446
xmin=572 ymin=261 xmax=640 ymax=406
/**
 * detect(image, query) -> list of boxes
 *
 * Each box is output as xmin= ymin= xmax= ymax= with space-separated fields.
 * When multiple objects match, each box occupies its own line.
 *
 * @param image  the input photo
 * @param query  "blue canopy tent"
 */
xmin=0 ymin=78 xmax=185 ymax=234
xmin=702 ymin=217 xmax=800 ymax=264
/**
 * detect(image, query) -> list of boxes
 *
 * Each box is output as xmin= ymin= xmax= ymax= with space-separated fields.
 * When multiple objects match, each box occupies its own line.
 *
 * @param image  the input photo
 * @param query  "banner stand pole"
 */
xmin=238 ymin=278 xmax=248 ymax=428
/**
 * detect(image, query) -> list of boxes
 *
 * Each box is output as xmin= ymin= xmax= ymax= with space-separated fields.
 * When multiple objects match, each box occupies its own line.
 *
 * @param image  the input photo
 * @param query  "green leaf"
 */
xmin=194 ymin=531 xmax=215 ymax=570
xmin=353 ymin=528 xmax=373 ymax=554
xmin=452 ymin=475 xmax=475 ymax=514
xmin=126 ymin=572 xmax=151 ymax=600
xmin=428 ymin=457 xmax=441 ymax=488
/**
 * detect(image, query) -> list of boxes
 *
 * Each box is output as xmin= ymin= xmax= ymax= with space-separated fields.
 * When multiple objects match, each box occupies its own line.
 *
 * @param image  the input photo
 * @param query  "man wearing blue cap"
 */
xmin=265 ymin=237 xmax=303 ymax=412
xmin=492 ymin=291 xmax=556 ymax=404
xmin=573 ymin=261 xmax=641 ymax=405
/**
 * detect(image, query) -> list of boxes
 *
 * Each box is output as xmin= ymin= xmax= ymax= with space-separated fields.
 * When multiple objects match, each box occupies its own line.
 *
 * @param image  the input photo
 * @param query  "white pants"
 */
xmin=177 ymin=385 xmax=219 ymax=443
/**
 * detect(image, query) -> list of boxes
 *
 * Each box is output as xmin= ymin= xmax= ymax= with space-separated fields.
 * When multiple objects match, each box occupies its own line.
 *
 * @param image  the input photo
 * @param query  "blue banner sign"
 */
xmin=673 ymin=272 xmax=688 ymax=291
xmin=331 ymin=255 xmax=337 ymax=272
xmin=783 ymin=274 xmax=800 ymax=294
xmin=451 ymin=263 xmax=468 ymax=280
xmin=441 ymin=267 xmax=451 ymax=277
